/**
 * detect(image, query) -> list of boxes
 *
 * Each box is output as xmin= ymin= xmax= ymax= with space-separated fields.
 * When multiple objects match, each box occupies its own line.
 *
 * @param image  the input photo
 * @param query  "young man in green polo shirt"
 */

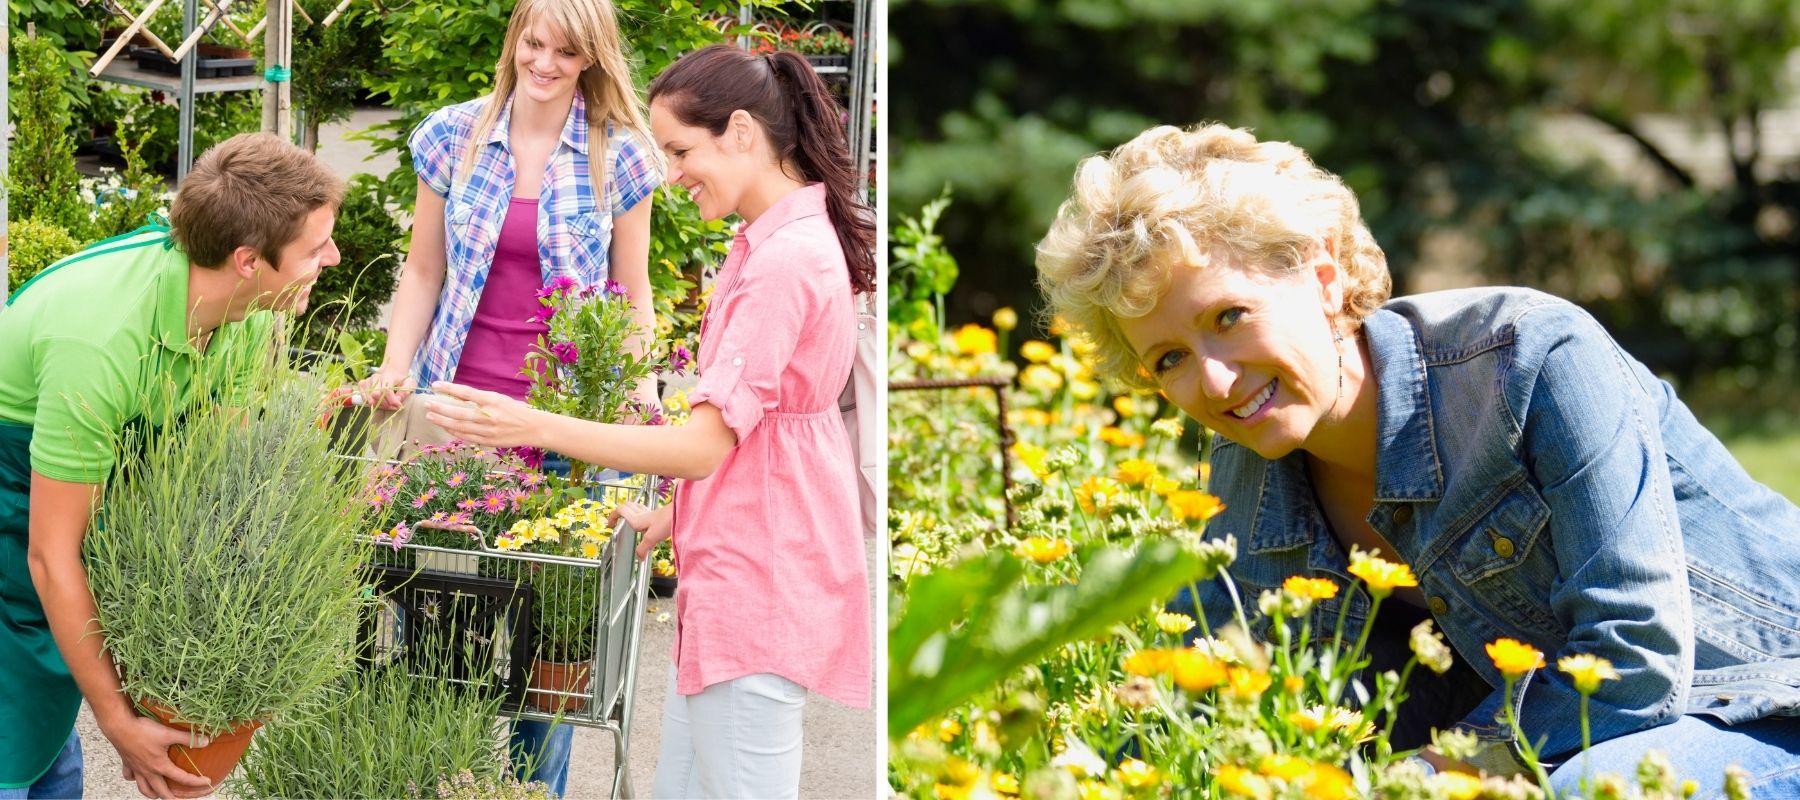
xmin=0 ymin=132 xmax=345 ymax=799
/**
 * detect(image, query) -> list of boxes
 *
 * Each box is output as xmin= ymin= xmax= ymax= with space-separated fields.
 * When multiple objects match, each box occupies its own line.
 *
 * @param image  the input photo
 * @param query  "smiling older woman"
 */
xmin=1035 ymin=123 xmax=1800 ymax=790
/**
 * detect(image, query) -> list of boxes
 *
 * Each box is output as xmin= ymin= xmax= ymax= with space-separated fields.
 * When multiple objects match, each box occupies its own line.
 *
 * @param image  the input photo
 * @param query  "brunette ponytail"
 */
xmin=650 ymin=45 xmax=876 ymax=294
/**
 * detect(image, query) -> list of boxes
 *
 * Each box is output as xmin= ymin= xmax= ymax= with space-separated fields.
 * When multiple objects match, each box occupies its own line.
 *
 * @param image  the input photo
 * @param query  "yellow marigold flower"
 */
xmin=1557 ymin=653 xmax=1619 ymax=695
xmin=952 ymin=324 xmax=997 ymax=356
xmin=931 ymin=783 xmax=968 ymax=800
xmin=1097 ymin=426 xmax=1147 ymax=448
xmin=1171 ymin=649 xmax=1227 ymax=692
xmin=1155 ymin=611 xmax=1195 ymax=635
xmin=1015 ymin=536 xmax=1072 ymax=564
xmin=1224 ymin=667 xmax=1272 ymax=699
xmin=1114 ymin=759 xmax=1159 ymax=789
xmin=1149 ymin=476 xmax=1181 ymax=496
xmin=1257 ymin=754 xmax=1309 ymax=780
xmin=1487 ymin=637 xmax=1546 ymax=677
xmin=1021 ymin=364 xmax=1064 ymax=392
xmin=1300 ymin=763 xmax=1355 ymax=800
xmin=990 ymin=771 xmax=1021 ymax=796
xmin=1020 ymin=340 xmax=1056 ymax=363
xmin=1216 ymin=764 xmax=1272 ymax=800
xmin=1122 ymin=648 xmax=1175 ymax=677
xmin=1078 ymin=780 xmax=1122 ymax=800
xmin=1074 ymin=476 xmax=1122 ymax=515
xmin=1347 ymin=548 xmax=1419 ymax=598
xmin=1283 ymin=575 xmax=1339 ymax=601
xmin=1113 ymin=458 xmax=1159 ymax=486
xmin=580 ymin=541 xmax=600 ymax=559
xmin=937 ymin=717 xmax=963 ymax=742
xmin=654 ymin=558 xmax=675 ymax=576
xmin=1287 ymin=705 xmax=1364 ymax=736
xmin=1011 ymin=441 xmax=1051 ymax=478
xmin=1283 ymin=675 xmax=1306 ymax=694
xmin=992 ymin=306 xmax=1018 ymax=331
xmin=1111 ymin=395 xmax=1138 ymax=418
xmin=1432 ymin=772 xmax=1484 ymax=800
xmin=1069 ymin=379 xmax=1100 ymax=401
xmin=1168 ymin=490 xmax=1225 ymax=523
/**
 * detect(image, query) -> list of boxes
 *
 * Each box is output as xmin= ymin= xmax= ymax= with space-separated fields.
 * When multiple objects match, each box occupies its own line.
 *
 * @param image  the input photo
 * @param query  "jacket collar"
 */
xmin=487 ymin=91 xmax=592 ymax=155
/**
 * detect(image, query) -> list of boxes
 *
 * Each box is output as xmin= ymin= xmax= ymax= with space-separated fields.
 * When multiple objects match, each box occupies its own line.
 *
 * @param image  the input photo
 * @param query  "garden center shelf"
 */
xmin=93 ymin=57 xmax=262 ymax=95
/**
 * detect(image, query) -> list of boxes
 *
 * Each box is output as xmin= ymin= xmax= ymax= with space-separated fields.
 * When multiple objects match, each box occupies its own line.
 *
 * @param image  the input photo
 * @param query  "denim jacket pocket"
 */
xmin=1447 ymin=488 xmax=1559 ymax=635
xmin=1689 ymin=664 xmax=1800 ymax=724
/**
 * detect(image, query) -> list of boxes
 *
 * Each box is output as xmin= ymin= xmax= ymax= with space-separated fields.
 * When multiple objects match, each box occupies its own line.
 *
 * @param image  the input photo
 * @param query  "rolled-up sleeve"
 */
xmin=687 ymin=241 xmax=821 ymax=443
xmin=408 ymin=109 xmax=458 ymax=198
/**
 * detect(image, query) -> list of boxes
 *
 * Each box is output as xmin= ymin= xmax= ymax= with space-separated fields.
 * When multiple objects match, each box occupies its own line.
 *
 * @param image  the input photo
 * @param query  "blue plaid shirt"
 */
xmin=407 ymin=91 xmax=660 ymax=386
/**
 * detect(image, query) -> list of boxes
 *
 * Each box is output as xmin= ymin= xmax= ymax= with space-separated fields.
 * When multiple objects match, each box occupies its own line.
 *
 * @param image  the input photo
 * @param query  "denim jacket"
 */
xmin=1178 ymin=287 xmax=1800 ymax=773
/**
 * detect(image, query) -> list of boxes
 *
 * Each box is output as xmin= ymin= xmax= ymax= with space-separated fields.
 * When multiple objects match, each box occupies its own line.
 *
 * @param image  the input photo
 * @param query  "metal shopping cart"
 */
xmin=356 ymin=468 xmax=657 ymax=799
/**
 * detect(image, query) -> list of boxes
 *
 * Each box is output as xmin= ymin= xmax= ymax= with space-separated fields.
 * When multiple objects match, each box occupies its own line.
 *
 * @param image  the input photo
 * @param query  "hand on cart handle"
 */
xmin=612 ymin=501 xmax=673 ymax=560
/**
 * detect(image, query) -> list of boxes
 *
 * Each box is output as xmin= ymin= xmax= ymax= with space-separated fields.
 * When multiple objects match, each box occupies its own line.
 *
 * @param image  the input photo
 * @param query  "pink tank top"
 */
xmin=453 ymin=196 xmax=548 ymax=400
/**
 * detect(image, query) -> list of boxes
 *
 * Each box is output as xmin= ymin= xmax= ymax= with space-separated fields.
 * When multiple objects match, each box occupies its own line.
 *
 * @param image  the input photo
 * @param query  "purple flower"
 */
xmin=546 ymin=275 xmax=578 ymax=297
xmin=669 ymin=344 xmax=692 ymax=375
xmin=550 ymin=341 xmax=580 ymax=364
xmin=530 ymin=305 xmax=558 ymax=324
xmin=604 ymin=280 xmax=628 ymax=298
xmin=410 ymin=487 xmax=438 ymax=508
xmin=499 ymin=446 xmax=545 ymax=470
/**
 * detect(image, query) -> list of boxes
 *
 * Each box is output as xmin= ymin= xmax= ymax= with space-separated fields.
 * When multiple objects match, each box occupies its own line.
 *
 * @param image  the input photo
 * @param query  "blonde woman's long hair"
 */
xmin=459 ymin=0 xmax=651 ymax=191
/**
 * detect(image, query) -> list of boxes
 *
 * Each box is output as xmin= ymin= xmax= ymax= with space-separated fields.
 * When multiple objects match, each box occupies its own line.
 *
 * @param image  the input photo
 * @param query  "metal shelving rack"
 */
xmin=737 ymin=0 xmax=877 ymax=194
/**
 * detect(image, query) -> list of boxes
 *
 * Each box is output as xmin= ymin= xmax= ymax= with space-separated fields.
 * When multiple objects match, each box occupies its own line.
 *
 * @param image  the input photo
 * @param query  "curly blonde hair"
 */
xmin=1035 ymin=123 xmax=1391 ymax=390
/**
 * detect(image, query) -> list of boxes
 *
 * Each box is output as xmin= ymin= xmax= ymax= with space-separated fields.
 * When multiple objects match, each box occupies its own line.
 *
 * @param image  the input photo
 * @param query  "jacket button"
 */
xmin=1393 ymin=506 xmax=1414 ymax=525
xmin=1492 ymin=537 xmax=1515 ymax=558
xmin=1428 ymin=596 xmax=1448 ymax=615
xmin=732 ymin=357 xmax=744 ymax=366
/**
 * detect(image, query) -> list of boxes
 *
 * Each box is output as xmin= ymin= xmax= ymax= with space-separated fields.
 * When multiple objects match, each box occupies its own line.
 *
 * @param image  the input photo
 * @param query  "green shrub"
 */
xmin=87 ymin=140 xmax=171 ymax=242
xmin=87 ymin=354 xmax=377 ymax=737
xmin=5 ymin=217 xmax=82 ymax=295
xmin=9 ymin=30 xmax=90 ymax=236
xmin=233 ymin=662 xmax=519 ymax=799
xmin=296 ymin=174 xmax=403 ymax=350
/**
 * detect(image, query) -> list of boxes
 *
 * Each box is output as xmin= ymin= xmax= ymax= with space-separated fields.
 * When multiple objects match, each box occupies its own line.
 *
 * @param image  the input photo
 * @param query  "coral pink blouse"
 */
xmin=673 ymin=184 xmax=870 ymax=708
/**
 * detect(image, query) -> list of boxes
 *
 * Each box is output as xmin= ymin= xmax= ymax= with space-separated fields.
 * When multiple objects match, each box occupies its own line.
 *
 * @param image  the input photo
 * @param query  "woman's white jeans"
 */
xmin=650 ymin=667 xmax=808 ymax=799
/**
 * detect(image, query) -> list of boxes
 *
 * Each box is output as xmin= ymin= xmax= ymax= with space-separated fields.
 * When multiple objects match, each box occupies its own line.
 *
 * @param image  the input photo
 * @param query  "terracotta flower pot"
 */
xmin=527 ymin=658 xmax=592 ymax=714
xmin=142 ymin=701 xmax=262 ymax=798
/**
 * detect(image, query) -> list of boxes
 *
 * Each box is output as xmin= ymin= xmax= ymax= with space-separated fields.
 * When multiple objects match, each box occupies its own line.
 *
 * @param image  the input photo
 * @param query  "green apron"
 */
xmin=0 ymin=420 xmax=82 ymax=787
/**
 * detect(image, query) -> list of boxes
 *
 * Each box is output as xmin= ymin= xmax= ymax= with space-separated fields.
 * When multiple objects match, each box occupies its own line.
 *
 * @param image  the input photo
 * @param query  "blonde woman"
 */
xmin=355 ymin=0 xmax=659 ymax=793
xmin=1036 ymin=123 xmax=1800 ymax=792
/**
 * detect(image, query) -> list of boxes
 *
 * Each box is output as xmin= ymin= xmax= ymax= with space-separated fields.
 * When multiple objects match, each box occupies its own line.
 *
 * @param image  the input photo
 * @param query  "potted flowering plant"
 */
xmin=87 ymin=366 xmax=375 ymax=796
xmin=363 ymin=442 xmax=558 ymax=572
xmin=522 ymin=277 xmax=659 ymax=484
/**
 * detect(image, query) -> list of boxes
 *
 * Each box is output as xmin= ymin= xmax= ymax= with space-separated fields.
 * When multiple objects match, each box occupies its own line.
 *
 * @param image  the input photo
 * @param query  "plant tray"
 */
xmin=131 ymin=47 xmax=257 ymax=78
xmin=805 ymin=54 xmax=851 ymax=70
xmin=360 ymin=564 xmax=537 ymax=711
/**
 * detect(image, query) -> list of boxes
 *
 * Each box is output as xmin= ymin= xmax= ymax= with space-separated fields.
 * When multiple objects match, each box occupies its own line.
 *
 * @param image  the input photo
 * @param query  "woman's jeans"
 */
xmin=650 ymin=667 xmax=808 ymax=799
xmin=0 ymin=730 xmax=81 ymax=799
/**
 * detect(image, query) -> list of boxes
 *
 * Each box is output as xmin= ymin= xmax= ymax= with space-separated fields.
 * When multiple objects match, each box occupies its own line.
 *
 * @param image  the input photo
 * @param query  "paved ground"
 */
xmin=72 ymin=107 xmax=879 ymax=799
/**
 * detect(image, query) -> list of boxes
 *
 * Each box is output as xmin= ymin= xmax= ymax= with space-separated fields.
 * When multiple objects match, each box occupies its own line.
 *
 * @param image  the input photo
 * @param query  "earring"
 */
xmin=1333 ymin=328 xmax=1346 ymax=403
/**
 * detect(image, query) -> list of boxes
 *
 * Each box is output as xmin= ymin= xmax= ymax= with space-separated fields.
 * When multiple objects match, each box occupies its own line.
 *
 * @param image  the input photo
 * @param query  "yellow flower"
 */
xmin=1078 ymin=780 xmax=1122 ymax=800
xmin=1283 ymin=675 xmax=1306 ymax=694
xmin=991 ymin=306 xmax=1018 ymax=331
xmin=1558 ymin=653 xmax=1620 ymax=695
xmin=1113 ymin=458 xmax=1159 ymax=487
xmin=1011 ymin=441 xmax=1051 ymax=478
xmin=990 ymin=771 xmax=1021 ymax=796
xmin=1224 ymin=667 xmax=1272 ymax=699
xmin=1021 ymin=364 xmax=1064 ymax=392
xmin=1149 ymin=417 xmax=1184 ymax=438
xmin=1097 ymin=426 xmax=1147 ymax=448
xmin=1074 ymin=476 xmax=1122 ymax=515
xmin=1486 ymin=638 xmax=1546 ymax=677
xmin=1432 ymin=772 xmax=1485 ymax=800
xmin=1149 ymin=476 xmax=1180 ymax=496
xmin=1114 ymin=759 xmax=1159 ymax=789
xmin=580 ymin=541 xmax=600 ymax=559
xmin=1257 ymin=754 xmax=1309 ymax=780
xmin=1122 ymin=648 xmax=1175 ymax=677
xmin=1287 ymin=705 xmax=1365 ymax=736
xmin=952 ymin=324 xmax=997 ymax=355
xmin=1112 ymin=395 xmax=1139 ymax=418
xmin=937 ymin=717 xmax=963 ymax=742
xmin=1216 ymin=764 xmax=1272 ymax=800
xmin=1347 ymin=548 xmax=1419 ymax=598
xmin=1155 ymin=611 xmax=1195 ymax=635
xmin=1069 ymin=379 xmax=1100 ymax=401
xmin=1014 ymin=536 xmax=1072 ymax=564
xmin=1020 ymin=340 xmax=1057 ymax=363
xmin=654 ymin=558 xmax=675 ymax=576
xmin=1049 ymin=315 xmax=1071 ymax=336
xmin=1299 ymin=763 xmax=1355 ymax=800
xmin=1171 ymin=649 xmax=1227 ymax=692
xmin=1283 ymin=575 xmax=1339 ymax=601
xmin=1168 ymin=490 xmax=1225 ymax=523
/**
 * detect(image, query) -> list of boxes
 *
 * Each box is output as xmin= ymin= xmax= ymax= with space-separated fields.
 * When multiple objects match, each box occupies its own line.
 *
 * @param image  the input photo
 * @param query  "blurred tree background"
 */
xmin=890 ymin=0 xmax=1800 ymax=494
